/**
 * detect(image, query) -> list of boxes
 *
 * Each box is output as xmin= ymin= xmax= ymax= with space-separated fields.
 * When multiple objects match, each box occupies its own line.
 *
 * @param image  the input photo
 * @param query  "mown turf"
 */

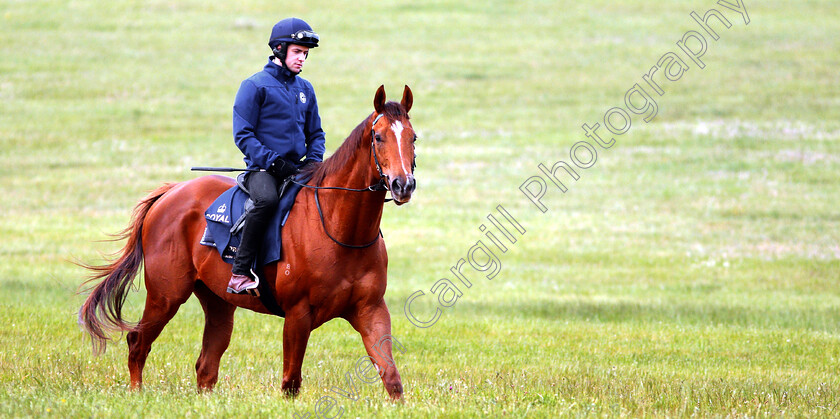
xmin=1 ymin=0 xmax=839 ymax=417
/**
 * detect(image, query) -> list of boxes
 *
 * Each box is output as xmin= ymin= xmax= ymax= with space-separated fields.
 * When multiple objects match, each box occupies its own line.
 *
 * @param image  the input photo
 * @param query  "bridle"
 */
xmin=369 ymin=113 xmax=388 ymax=181
xmin=290 ymin=113 xmax=403 ymax=248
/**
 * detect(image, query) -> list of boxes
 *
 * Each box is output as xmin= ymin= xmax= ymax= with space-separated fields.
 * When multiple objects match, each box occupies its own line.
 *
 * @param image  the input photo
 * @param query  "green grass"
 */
xmin=2 ymin=0 xmax=839 ymax=417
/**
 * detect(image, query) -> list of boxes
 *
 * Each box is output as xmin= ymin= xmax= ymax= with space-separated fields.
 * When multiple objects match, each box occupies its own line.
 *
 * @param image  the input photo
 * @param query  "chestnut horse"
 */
xmin=79 ymin=85 xmax=416 ymax=399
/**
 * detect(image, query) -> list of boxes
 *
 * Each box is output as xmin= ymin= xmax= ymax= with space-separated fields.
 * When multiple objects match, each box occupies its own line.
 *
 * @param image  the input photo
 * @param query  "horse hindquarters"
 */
xmin=79 ymin=183 xmax=177 ymax=355
xmin=125 ymin=180 xmax=212 ymax=389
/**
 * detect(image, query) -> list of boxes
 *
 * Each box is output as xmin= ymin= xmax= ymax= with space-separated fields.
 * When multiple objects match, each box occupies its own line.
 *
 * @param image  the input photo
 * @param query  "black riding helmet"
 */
xmin=269 ymin=18 xmax=319 ymax=67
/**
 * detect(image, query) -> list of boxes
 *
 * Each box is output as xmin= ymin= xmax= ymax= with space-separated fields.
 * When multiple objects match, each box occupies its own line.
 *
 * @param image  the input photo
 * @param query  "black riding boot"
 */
xmin=227 ymin=171 xmax=280 ymax=295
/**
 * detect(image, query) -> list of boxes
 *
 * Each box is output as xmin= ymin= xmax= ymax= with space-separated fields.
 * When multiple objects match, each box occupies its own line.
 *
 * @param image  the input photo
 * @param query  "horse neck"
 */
xmin=318 ymin=128 xmax=387 ymax=239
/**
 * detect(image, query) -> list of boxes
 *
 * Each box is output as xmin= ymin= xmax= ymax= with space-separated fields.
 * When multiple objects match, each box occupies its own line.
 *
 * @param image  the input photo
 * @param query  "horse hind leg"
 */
xmin=193 ymin=281 xmax=236 ymax=391
xmin=127 ymin=270 xmax=194 ymax=390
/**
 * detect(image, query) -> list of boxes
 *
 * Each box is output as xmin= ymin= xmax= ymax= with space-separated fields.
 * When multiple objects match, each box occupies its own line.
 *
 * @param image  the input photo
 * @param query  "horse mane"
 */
xmin=303 ymin=101 xmax=409 ymax=185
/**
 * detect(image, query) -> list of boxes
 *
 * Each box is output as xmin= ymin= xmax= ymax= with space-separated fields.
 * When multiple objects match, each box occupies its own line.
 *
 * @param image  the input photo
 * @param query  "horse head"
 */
xmin=370 ymin=85 xmax=416 ymax=205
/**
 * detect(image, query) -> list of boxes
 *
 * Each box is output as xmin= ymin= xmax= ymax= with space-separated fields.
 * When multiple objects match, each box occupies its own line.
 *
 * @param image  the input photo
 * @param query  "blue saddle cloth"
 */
xmin=201 ymin=176 xmax=305 ymax=267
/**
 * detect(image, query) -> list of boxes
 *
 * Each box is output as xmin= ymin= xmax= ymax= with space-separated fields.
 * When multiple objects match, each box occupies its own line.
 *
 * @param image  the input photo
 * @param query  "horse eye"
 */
xmin=374 ymin=134 xmax=383 ymax=143
xmin=412 ymin=134 xmax=418 ymax=142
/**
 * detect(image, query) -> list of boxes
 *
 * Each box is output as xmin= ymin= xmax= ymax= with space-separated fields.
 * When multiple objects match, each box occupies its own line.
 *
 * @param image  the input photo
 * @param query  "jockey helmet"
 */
xmin=269 ymin=17 xmax=319 ymax=53
xmin=269 ymin=18 xmax=319 ymax=69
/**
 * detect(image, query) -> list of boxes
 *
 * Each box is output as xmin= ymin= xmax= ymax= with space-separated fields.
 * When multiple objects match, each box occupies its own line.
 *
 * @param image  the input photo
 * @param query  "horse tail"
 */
xmin=78 ymin=183 xmax=178 ymax=355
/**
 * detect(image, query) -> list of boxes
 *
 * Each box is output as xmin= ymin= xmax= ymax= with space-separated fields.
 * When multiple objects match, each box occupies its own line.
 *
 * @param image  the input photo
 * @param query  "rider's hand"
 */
xmin=267 ymin=157 xmax=297 ymax=179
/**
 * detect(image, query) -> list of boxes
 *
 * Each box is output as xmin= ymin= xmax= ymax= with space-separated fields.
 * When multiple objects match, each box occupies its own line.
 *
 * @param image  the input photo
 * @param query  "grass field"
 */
xmin=2 ymin=0 xmax=839 ymax=417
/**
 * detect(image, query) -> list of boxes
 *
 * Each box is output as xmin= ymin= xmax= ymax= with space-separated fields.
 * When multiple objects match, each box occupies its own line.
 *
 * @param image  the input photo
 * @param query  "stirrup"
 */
xmin=226 ymin=270 xmax=261 ymax=297
xmin=226 ymin=285 xmax=260 ymax=297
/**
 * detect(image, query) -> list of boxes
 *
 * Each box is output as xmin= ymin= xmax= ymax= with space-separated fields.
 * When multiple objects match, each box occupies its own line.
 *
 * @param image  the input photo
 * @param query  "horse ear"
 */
xmin=374 ymin=85 xmax=386 ymax=114
xmin=401 ymin=85 xmax=413 ymax=114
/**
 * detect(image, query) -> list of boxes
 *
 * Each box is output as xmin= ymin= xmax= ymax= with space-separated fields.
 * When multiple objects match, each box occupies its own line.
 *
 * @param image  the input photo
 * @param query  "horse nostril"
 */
xmin=391 ymin=178 xmax=402 ymax=193
xmin=407 ymin=178 xmax=416 ymax=193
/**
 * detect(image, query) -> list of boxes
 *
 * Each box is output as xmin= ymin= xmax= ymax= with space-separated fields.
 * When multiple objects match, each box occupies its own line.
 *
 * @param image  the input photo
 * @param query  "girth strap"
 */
xmin=254 ymin=267 xmax=286 ymax=317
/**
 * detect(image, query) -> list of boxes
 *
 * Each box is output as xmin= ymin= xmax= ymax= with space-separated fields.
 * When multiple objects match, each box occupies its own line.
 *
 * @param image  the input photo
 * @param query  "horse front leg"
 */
xmin=281 ymin=303 xmax=313 ymax=397
xmin=348 ymin=299 xmax=404 ymax=400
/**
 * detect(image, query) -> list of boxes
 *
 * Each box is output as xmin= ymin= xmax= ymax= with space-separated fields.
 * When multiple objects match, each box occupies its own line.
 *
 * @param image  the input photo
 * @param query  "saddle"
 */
xmin=228 ymin=172 xmax=290 ymax=236
xmin=201 ymin=172 xmax=305 ymax=267
xmin=201 ymin=173 xmax=308 ymax=317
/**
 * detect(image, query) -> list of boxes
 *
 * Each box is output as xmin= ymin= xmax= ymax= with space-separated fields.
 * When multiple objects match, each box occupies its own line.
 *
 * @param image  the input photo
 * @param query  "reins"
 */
xmin=289 ymin=178 xmax=388 ymax=249
xmin=312 ymin=187 xmax=383 ymax=248
xmin=291 ymin=178 xmax=388 ymax=194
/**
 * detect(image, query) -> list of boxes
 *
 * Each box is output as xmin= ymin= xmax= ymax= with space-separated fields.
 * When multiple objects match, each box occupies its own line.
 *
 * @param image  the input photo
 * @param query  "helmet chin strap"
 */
xmin=272 ymin=43 xmax=287 ymax=65
xmin=271 ymin=43 xmax=303 ymax=75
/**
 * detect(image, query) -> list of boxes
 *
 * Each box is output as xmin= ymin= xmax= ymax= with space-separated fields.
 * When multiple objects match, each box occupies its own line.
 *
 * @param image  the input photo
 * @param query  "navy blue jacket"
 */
xmin=233 ymin=58 xmax=326 ymax=170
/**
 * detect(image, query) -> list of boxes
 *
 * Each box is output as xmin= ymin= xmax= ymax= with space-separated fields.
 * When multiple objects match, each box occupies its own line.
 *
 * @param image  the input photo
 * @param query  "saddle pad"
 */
xmin=201 ymin=175 xmax=306 ymax=266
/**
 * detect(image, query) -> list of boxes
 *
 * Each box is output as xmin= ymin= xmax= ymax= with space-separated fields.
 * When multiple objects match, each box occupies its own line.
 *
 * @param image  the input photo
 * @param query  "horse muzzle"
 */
xmin=388 ymin=174 xmax=416 ymax=205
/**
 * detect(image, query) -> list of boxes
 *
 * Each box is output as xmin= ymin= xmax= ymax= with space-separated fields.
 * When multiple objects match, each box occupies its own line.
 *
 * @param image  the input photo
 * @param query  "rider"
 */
xmin=227 ymin=17 xmax=325 ymax=295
